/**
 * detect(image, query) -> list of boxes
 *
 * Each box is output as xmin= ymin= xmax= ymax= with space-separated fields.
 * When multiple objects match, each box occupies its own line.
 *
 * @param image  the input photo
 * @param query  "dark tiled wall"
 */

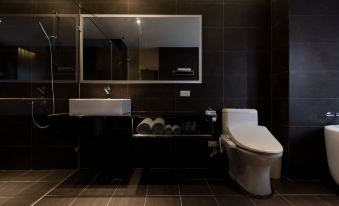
xmin=272 ymin=0 xmax=339 ymax=179
xmin=288 ymin=0 xmax=339 ymax=179
xmin=0 ymin=0 xmax=271 ymax=169
xmin=271 ymin=0 xmax=290 ymax=177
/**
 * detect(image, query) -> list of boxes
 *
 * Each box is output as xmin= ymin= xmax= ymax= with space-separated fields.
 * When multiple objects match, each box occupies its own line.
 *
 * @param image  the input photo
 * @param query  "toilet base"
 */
xmin=225 ymin=145 xmax=282 ymax=196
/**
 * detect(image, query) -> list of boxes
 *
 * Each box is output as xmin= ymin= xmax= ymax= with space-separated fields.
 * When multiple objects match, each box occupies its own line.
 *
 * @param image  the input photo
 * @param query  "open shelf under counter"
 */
xmin=131 ymin=111 xmax=215 ymax=139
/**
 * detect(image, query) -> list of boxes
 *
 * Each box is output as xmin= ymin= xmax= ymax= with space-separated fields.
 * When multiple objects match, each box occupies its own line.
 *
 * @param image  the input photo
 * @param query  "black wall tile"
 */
xmin=290 ymin=15 xmax=339 ymax=43
xmin=290 ymin=0 xmax=339 ymax=15
xmin=286 ymin=126 xmax=328 ymax=179
xmin=129 ymin=0 xmax=177 ymax=14
xmin=290 ymin=42 xmax=339 ymax=72
xmin=0 ymin=147 xmax=31 ymax=169
xmin=177 ymin=3 xmax=223 ymax=27
xmin=289 ymin=99 xmax=339 ymax=127
xmin=290 ymin=71 xmax=339 ymax=99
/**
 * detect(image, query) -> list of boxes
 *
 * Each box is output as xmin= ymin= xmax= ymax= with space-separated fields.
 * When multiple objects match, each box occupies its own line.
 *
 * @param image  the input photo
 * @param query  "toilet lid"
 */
xmin=229 ymin=125 xmax=283 ymax=154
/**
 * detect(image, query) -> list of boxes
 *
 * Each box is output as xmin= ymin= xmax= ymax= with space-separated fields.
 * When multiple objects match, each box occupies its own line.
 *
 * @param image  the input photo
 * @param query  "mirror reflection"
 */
xmin=82 ymin=15 xmax=201 ymax=83
xmin=0 ymin=14 xmax=77 ymax=81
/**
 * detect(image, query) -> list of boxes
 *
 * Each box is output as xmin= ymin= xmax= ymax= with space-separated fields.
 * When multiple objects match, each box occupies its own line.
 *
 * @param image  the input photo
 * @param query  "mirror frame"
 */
xmin=80 ymin=14 xmax=202 ymax=84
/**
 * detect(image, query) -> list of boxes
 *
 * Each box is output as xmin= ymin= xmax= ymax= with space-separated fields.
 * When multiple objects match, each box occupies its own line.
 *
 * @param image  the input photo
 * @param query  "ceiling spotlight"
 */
xmin=0 ymin=19 xmax=2 ymax=23
xmin=136 ymin=18 xmax=141 ymax=24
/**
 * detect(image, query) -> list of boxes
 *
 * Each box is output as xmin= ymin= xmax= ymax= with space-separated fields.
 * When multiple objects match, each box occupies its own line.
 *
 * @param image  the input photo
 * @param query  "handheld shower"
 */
xmin=38 ymin=21 xmax=55 ymax=115
xmin=38 ymin=21 xmax=57 ymax=40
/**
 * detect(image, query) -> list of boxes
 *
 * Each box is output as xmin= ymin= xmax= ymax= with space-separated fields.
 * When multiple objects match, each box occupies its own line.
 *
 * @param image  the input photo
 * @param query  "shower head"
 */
xmin=38 ymin=21 xmax=50 ymax=40
xmin=38 ymin=21 xmax=57 ymax=40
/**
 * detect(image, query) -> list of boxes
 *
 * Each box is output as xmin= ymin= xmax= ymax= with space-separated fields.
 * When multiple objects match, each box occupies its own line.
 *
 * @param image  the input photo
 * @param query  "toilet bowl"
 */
xmin=324 ymin=125 xmax=339 ymax=185
xmin=220 ymin=109 xmax=283 ymax=196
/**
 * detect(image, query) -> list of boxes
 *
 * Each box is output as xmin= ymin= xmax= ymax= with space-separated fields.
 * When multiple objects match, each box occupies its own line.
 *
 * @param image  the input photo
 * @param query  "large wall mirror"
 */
xmin=0 ymin=14 xmax=77 ymax=82
xmin=80 ymin=14 xmax=202 ymax=84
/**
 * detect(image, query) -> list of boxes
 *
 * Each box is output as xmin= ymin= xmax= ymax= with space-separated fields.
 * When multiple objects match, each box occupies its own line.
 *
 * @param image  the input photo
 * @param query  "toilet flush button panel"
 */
xmin=180 ymin=90 xmax=190 ymax=97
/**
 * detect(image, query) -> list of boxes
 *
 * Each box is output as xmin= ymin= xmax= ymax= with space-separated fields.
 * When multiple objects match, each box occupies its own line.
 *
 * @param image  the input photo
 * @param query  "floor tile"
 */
xmin=0 ymin=182 xmax=33 ymax=197
xmin=272 ymin=179 xmax=334 ymax=195
xmin=318 ymin=195 xmax=339 ymax=206
xmin=114 ymin=184 xmax=148 ymax=197
xmin=149 ymin=169 xmax=178 ymax=184
xmin=145 ymin=196 xmax=181 ymax=206
xmin=285 ymin=195 xmax=331 ymax=206
xmin=71 ymin=197 xmax=110 ymax=206
xmin=79 ymin=172 xmax=117 ymax=197
xmin=251 ymin=196 xmax=292 ymax=206
xmin=148 ymin=184 xmax=179 ymax=196
xmin=0 ymin=197 xmax=10 ymax=205
xmin=17 ymin=181 xmax=57 ymax=197
xmin=48 ymin=170 xmax=97 ymax=197
xmin=180 ymin=180 xmax=212 ymax=195
xmin=39 ymin=170 xmax=74 ymax=182
xmin=34 ymin=196 xmax=75 ymax=206
xmin=181 ymin=196 xmax=218 ymax=206
xmin=179 ymin=168 xmax=205 ymax=180
xmin=0 ymin=171 xmax=26 ymax=181
xmin=216 ymin=196 xmax=255 ymax=206
xmin=208 ymin=179 xmax=244 ymax=195
xmin=13 ymin=170 xmax=52 ymax=181
xmin=108 ymin=197 xmax=145 ymax=206
xmin=0 ymin=196 xmax=39 ymax=206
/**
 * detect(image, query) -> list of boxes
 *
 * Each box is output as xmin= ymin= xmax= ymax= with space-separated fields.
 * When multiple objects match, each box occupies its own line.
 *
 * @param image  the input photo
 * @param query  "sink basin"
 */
xmin=69 ymin=98 xmax=131 ymax=116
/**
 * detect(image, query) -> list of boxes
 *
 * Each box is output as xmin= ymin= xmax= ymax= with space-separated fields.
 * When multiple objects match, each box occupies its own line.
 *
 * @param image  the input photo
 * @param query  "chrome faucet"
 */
xmin=104 ymin=85 xmax=111 ymax=98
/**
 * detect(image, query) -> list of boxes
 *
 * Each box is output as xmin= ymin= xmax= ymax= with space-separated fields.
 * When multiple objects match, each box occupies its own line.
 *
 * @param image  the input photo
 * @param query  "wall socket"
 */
xmin=208 ymin=141 xmax=218 ymax=147
xmin=180 ymin=90 xmax=190 ymax=97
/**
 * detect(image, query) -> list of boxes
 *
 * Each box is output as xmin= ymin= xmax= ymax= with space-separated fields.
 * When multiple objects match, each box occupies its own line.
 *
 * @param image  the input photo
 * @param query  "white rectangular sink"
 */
xmin=69 ymin=98 xmax=131 ymax=116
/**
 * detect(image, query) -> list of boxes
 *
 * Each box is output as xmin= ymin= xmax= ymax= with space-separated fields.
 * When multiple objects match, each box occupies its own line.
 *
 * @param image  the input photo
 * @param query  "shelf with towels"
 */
xmin=131 ymin=113 xmax=214 ymax=139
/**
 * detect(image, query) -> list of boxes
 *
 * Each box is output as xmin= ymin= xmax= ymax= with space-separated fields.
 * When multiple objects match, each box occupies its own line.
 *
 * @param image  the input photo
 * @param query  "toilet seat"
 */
xmin=228 ymin=125 xmax=283 ymax=154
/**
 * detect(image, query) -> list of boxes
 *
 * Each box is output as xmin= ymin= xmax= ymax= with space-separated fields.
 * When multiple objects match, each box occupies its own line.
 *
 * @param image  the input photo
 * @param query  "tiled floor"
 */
xmin=0 ymin=168 xmax=338 ymax=206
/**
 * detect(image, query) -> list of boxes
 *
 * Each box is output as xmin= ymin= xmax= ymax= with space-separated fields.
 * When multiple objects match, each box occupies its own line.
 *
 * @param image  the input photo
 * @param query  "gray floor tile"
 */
xmin=48 ymin=170 xmax=97 ymax=197
xmin=71 ymin=197 xmax=110 ymax=206
xmin=0 ymin=197 xmax=10 ymax=205
xmin=216 ymin=196 xmax=255 ymax=206
xmin=17 ymin=182 xmax=57 ymax=197
xmin=12 ymin=170 xmax=52 ymax=181
xmin=34 ymin=196 xmax=75 ymax=206
xmin=272 ymin=179 xmax=334 ymax=195
xmin=0 ymin=182 xmax=33 ymax=197
xmin=114 ymin=184 xmax=148 ymax=197
xmin=148 ymin=184 xmax=179 ymax=196
xmin=181 ymin=196 xmax=218 ymax=206
xmin=79 ymin=172 xmax=117 ymax=197
xmin=39 ymin=170 xmax=75 ymax=182
xmin=208 ymin=179 xmax=244 ymax=195
xmin=285 ymin=195 xmax=331 ymax=206
xmin=179 ymin=168 xmax=205 ymax=180
xmin=318 ymin=195 xmax=339 ymax=206
xmin=145 ymin=196 xmax=181 ymax=206
xmin=0 ymin=171 xmax=26 ymax=181
xmin=251 ymin=196 xmax=292 ymax=206
xmin=108 ymin=197 xmax=145 ymax=206
xmin=180 ymin=180 xmax=212 ymax=195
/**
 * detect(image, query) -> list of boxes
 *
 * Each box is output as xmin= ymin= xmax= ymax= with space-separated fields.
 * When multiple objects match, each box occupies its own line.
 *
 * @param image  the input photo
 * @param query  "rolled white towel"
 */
xmin=164 ymin=124 xmax=173 ymax=134
xmin=136 ymin=118 xmax=153 ymax=134
xmin=152 ymin=117 xmax=165 ymax=134
xmin=172 ymin=124 xmax=181 ymax=135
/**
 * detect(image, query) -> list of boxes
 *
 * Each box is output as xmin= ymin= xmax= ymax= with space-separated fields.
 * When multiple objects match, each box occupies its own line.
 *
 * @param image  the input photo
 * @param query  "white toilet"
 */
xmin=220 ymin=108 xmax=283 ymax=196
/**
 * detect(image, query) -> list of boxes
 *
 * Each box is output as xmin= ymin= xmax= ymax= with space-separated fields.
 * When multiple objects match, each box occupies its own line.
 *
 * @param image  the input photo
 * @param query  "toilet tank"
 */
xmin=222 ymin=108 xmax=258 ymax=134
